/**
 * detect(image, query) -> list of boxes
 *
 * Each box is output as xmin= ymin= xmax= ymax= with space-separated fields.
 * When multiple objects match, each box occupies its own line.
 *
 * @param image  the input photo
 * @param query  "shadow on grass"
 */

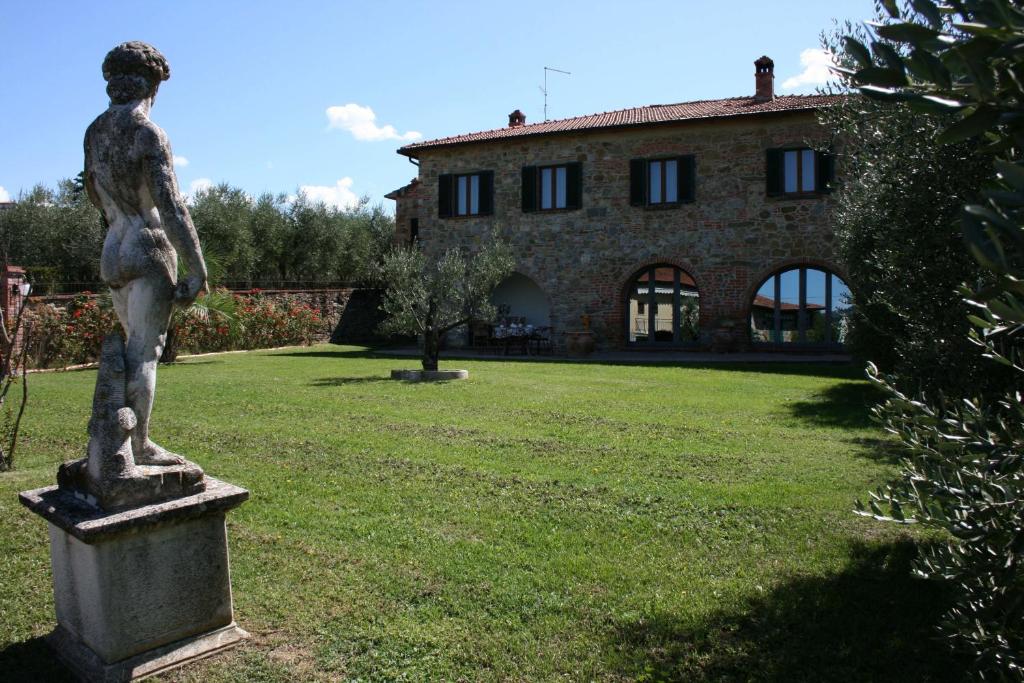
xmin=301 ymin=346 xmax=865 ymax=380
xmin=272 ymin=348 xmax=381 ymax=360
xmin=847 ymin=436 xmax=903 ymax=465
xmin=165 ymin=359 xmax=224 ymax=367
xmin=788 ymin=381 xmax=886 ymax=429
xmin=606 ymin=540 xmax=966 ymax=682
xmin=0 ymin=636 xmax=74 ymax=682
xmin=311 ymin=376 xmax=392 ymax=387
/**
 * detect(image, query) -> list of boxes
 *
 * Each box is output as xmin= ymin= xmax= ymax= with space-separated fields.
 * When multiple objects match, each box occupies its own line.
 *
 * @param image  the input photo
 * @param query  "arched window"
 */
xmin=490 ymin=273 xmax=551 ymax=328
xmin=626 ymin=265 xmax=700 ymax=346
xmin=749 ymin=266 xmax=851 ymax=346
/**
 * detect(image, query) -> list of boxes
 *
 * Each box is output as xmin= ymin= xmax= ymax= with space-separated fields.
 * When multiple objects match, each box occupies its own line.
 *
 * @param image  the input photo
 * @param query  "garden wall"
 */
xmin=28 ymin=288 xmax=377 ymax=343
xmin=23 ymin=287 xmax=389 ymax=369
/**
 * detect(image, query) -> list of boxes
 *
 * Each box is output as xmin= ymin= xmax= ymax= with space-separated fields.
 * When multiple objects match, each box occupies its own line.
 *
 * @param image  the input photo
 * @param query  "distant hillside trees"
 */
xmin=0 ymin=178 xmax=106 ymax=290
xmin=0 ymin=179 xmax=395 ymax=291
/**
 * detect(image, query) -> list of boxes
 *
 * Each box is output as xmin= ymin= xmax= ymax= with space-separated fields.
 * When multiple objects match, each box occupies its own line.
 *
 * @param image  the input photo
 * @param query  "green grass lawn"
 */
xmin=0 ymin=346 xmax=964 ymax=681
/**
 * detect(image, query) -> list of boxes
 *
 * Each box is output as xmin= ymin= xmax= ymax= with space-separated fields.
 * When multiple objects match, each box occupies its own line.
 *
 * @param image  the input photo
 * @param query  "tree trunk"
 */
xmin=422 ymin=329 xmax=439 ymax=371
xmin=421 ymin=298 xmax=440 ymax=371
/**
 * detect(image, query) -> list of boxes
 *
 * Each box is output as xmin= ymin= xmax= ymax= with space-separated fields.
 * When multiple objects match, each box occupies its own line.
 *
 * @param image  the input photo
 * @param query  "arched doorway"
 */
xmin=490 ymin=273 xmax=551 ymax=327
xmin=625 ymin=264 xmax=700 ymax=346
xmin=749 ymin=265 xmax=851 ymax=347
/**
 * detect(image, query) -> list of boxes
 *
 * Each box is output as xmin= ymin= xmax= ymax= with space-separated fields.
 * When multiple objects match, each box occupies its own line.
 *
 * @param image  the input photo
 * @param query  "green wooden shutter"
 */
xmin=765 ymin=149 xmax=783 ymax=196
xmin=478 ymin=171 xmax=494 ymax=215
xmin=566 ymin=162 xmax=583 ymax=209
xmin=438 ymin=174 xmax=453 ymax=217
xmin=521 ymin=166 xmax=537 ymax=212
xmin=816 ymin=151 xmax=835 ymax=194
xmin=681 ymin=155 xmax=696 ymax=203
xmin=629 ymin=159 xmax=646 ymax=206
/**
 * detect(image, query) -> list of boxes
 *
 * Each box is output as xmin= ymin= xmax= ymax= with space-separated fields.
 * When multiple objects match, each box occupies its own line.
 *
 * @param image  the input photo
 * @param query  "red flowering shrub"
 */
xmin=29 ymin=294 xmax=120 ymax=368
xmin=172 ymin=292 xmax=322 ymax=356
xmin=28 ymin=291 xmax=324 ymax=369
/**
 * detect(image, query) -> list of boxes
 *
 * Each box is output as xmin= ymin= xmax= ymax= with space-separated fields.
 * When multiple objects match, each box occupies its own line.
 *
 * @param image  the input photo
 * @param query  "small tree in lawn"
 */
xmin=379 ymin=240 xmax=513 ymax=371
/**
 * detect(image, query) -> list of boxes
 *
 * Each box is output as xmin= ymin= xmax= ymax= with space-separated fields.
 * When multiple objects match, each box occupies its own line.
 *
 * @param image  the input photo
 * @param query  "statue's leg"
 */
xmin=121 ymin=275 xmax=182 ymax=466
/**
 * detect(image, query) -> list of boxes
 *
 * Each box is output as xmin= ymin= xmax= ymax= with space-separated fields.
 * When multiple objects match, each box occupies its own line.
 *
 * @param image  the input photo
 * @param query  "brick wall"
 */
xmin=395 ymin=111 xmax=841 ymax=351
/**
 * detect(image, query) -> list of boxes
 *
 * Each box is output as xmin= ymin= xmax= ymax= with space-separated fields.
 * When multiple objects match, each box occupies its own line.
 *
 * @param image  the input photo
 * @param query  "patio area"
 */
xmin=374 ymin=344 xmax=852 ymax=365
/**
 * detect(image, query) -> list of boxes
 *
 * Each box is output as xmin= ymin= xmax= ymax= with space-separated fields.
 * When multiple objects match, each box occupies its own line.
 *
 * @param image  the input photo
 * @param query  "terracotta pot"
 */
xmin=565 ymin=331 xmax=595 ymax=357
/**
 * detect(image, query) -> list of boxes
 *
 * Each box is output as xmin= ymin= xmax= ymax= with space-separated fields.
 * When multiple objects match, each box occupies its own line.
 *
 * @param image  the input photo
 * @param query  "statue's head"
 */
xmin=102 ymin=41 xmax=170 ymax=105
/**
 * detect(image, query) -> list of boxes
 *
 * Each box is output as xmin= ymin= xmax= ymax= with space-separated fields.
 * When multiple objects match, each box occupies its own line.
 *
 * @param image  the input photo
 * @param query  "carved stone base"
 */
xmin=56 ymin=458 xmax=205 ymax=511
xmin=47 ymin=622 xmax=249 ymax=683
xmin=19 ymin=478 xmax=249 ymax=682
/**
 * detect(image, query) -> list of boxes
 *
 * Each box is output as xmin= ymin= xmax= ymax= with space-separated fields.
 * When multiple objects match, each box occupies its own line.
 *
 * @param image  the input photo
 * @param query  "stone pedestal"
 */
xmin=19 ymin=477 xmax=249 ymax=682
xmin=390 ymin=369 xmax=469 ymax=381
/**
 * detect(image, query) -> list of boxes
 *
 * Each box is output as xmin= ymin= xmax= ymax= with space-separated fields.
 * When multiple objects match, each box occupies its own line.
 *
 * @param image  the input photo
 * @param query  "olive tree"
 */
xmin=840 ymin=1 xmax=1024 ymax=676
xmin=378 ymin=240 xmax=513 ymax=371
xmin=819 ymin=89 xmax=996 ymax=394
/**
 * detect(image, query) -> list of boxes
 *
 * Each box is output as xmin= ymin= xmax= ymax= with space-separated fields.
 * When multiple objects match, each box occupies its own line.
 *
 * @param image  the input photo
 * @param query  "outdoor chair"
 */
xmin=530 ymin=327 xmax=553 ymax=355
xmin=470 ymin=321 xmax=492 ymax=349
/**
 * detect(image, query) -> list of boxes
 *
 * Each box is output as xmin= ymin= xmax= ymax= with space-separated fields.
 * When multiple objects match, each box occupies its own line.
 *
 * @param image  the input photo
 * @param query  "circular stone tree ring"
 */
xmin=390 ymin=369 xmax=469 ymax=382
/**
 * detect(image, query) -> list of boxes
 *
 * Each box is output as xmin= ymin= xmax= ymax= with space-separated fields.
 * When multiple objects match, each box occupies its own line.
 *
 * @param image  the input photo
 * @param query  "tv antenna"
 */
xmin=540 ymin=66 xmax=571 ymax=121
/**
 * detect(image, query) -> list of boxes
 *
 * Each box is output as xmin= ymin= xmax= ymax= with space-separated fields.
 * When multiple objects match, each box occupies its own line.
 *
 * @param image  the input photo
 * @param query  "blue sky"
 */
xmin=0 ymin=0 xmax=872 ymax=211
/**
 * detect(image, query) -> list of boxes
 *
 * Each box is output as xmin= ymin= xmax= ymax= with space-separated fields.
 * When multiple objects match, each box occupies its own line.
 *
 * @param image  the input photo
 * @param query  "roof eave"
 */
xmin=396 ymin=103 xmax=831 ymax=156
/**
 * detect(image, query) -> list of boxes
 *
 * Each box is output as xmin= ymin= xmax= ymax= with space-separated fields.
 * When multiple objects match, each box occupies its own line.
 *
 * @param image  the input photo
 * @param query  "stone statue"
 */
xmin=59 ymin=41 xmax=207 ymax=509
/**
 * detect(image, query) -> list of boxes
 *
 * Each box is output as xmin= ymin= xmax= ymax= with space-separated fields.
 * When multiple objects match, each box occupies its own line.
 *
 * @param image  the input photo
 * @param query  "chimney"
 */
xmin=508 ymin=109 xmax=526 ymax=128
xmin=754 ymin=55 xmax=774 ymax=102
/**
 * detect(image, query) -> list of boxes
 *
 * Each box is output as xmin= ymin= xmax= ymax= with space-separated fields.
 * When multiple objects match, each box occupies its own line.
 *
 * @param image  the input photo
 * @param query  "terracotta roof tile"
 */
xmin=399 ymin=94 xmax=843 ymax=155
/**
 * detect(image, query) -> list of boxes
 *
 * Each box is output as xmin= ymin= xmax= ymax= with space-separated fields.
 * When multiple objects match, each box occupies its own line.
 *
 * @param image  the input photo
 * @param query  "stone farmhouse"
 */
xmin=387 ymin=56 xmax=851 ymax=352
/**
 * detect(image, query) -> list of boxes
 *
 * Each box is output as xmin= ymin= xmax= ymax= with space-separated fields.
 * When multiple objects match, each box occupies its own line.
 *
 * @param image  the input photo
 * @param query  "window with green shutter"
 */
xmin=629 ymin=156 xmax=696 ymax=207
xmin=522 ymin=163 xmax=582 ymax=212
xmin=438 ymin=171 xmax=494 ymax=218
xmin=766 ymin=148 xmax=834 ymax=197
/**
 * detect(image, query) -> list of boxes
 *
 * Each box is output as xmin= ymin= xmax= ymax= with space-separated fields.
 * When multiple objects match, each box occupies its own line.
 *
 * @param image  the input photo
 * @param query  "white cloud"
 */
xmin=188 ymin=178 xmax=213 ymax=197
xmin=781 ymin=49 xmax=838 ymax=90
xmin=325 ymin=104 xmax=422 ymax=142
xmin=173 ymin=155 xmax=189 ymax=168
xmin=297 ymin=177 xmax=360 ymax=210
xmin=0 ymin=186 xmax=10 ymax=202
xmin=266 ymin=161 xmax=274 ymax=170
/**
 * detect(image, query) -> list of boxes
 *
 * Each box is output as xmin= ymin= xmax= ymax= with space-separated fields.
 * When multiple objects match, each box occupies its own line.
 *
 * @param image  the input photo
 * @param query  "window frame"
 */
xmin=538 ymin=164 xmax=569 ymax=211
xmin=408 ymin=217 xmax=419 ymax=246
xmin=783 ymin=148 xmax=816 ymax=196
xmin=625 ymin=264 xmax=701 ymax=348
xmin=454 ymin=172 xmax=480 ymax=216
xmin=648 ymin=158 xmax=679 ymax=205
xmin=748 ymin=265 xmax=850 ymax=348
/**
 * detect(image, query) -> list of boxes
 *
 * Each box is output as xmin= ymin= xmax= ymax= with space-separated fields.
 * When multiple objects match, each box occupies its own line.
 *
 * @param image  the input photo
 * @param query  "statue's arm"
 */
xmin=139 ymin=124 xmax=208 ymax=303
xmin=82 ymin=128 xmax=104 ymax=215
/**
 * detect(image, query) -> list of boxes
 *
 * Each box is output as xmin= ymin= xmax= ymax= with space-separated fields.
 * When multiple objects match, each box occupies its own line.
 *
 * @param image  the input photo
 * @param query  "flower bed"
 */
xmin=29 ymin=293 xmax=118 ymax=369
xmin=27 ymin=290 xmax=323 ymax=369
xmin=174 ymin=290 xmax=322 ymax=355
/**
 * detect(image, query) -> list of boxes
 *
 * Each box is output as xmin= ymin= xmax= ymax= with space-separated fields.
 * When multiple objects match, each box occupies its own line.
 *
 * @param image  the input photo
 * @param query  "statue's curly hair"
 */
xmin=102 ymin=41 xmax=170 ymax=104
